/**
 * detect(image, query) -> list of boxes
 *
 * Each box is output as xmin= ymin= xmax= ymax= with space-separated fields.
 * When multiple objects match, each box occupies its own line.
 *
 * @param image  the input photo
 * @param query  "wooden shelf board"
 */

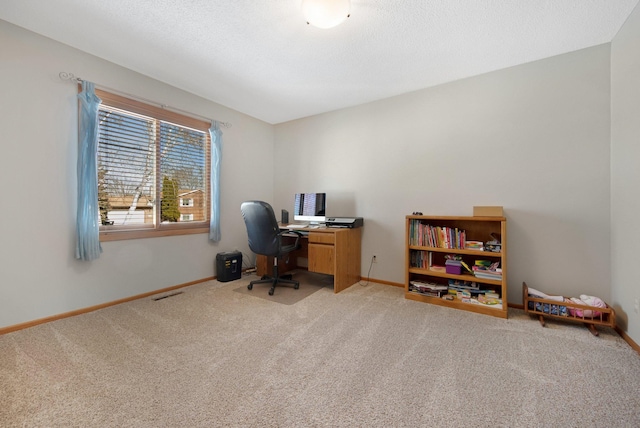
xmin=408 ymin=245 xmax=502 ymax=257
xmin=407 ymin=268 xmax=503 ymax=286
xmin=405 ymin=291 xmax=508 ymax=319
xmin=406 ymin=215 xmax=506 ymax=222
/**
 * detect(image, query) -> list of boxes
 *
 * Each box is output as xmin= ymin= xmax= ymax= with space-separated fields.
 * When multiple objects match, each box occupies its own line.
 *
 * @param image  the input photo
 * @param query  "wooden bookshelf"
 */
xmin=405 ymin=215 xmax=507 ymax=319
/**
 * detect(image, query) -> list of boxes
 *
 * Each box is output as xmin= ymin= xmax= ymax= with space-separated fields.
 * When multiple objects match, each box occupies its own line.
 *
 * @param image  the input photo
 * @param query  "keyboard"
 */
xmin=286 ymin=224 xmax=308 ymax=229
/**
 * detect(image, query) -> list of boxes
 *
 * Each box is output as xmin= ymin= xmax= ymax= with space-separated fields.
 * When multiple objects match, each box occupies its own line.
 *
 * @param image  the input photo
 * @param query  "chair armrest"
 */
xmin=279 ymin=230 xmax=303 ymax=249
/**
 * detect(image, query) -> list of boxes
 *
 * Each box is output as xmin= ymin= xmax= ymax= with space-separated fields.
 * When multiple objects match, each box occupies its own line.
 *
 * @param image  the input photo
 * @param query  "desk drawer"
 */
xmin=308 ymin=232 xmax=335 ymax=245
xmin=309 ymin=244 xmax=334 ymax=275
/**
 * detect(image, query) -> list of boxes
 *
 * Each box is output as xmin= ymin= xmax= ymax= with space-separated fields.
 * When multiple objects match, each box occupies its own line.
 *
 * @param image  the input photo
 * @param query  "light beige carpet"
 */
xmin=1 ymin=277 xmax=639 ymax=427
xmin=233 ymin=270 xmax=333 ymax=305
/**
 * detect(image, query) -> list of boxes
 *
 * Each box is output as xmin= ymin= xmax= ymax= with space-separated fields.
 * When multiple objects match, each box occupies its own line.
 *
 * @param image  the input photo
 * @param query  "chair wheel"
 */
xmin=269 ymin=289 xmax=274 ymax=296
xmin=248 ymin=284 xmax=253 ymax=290
xmin=294 ymin=284 xmax=299 ymax=289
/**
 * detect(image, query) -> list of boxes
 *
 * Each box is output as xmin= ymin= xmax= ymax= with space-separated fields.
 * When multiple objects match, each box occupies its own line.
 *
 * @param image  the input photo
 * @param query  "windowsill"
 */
xmin=100 ymin=225 xmax=209 ymax=242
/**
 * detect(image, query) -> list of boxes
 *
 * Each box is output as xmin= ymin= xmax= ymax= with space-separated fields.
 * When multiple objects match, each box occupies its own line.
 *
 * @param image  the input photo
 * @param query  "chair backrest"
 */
xmin=241 ymin=201 xmax=281 ymax=257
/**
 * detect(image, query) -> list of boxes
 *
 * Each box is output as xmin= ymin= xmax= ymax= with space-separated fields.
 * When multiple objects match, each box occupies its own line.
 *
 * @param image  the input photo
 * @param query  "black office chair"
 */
xmin=241 ymin=201 xmax=302 ymax=296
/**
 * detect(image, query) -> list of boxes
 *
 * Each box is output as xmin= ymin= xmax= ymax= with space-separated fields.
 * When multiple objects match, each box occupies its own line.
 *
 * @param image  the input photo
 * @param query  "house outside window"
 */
xmin=95 ymin=89 xmax=211 ymax=241
xmin=177 ymin=190 xmax=205 ymax=222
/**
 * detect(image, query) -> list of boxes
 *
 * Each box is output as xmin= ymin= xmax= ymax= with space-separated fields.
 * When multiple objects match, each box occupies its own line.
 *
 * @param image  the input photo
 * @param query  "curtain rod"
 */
xmin=59 ymin=72 xmax=231 ymax=128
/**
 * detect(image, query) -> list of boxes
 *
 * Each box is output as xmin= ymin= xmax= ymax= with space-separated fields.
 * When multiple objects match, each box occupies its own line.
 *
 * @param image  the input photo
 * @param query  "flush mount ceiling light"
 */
xmin=301 ymin=0 xmax=351 ymax=29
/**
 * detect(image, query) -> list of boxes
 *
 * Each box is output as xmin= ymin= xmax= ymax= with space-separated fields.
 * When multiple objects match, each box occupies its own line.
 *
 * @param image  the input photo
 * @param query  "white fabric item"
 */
xmin=580 ymin=294 xmax=606 ymax=308
xmin=527 ymin=287 xmax=565 ymax=302
xmin=569 ymin=295 xmax=606 ymax=318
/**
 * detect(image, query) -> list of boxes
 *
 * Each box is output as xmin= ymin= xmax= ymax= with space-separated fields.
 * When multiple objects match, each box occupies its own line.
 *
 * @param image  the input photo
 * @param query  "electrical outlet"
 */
xmin=373 ymin=255 xmax=377 ymax=263
xmin=635 ymin=298 xmax=639 ymax=314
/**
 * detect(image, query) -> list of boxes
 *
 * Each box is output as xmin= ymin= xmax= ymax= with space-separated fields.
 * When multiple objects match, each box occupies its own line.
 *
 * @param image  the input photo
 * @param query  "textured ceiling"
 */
xmin=1 ymin=0 xmax=638 ymax=124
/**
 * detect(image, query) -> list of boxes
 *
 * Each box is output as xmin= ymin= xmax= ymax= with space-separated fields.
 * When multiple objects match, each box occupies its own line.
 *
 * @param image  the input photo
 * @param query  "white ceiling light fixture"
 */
xmin=302 ymin=0 xmax=351 ymax=29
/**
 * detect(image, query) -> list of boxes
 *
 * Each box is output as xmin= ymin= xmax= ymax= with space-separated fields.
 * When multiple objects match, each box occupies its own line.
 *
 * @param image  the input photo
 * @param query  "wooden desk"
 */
xmin=256 ymin=226 xmax=362 ymax=293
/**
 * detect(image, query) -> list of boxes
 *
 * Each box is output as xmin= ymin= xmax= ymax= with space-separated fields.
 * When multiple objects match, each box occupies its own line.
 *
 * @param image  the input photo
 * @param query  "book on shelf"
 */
xmin=477 ymin=294 xmax=503 ymax=306
xmin=473 ymin=267 xmax=502 ymax=280
xmin=410 ymin=280 xmax=448 ymax=290
xmin=473 ymin=272 xmax=502 ymax=280
xmin=430 ymin=264 xmax=445 ymax=272
xmin=460 ymin=260 xmax=474 ymax=274
xmin=410 ymin=250 xmax=429 ymax=269
xmin=409 ymin=281 xmax=448 ymax=297
xmin=408 ymin=220 xmax=467 ymax=249
xmin=448 ymin=279 xmax=479 ymax=289
xmin=464 ymin=241 xmax=484 ymax=251
xmin=448 ymin=286 xmax=495 ymax=295
xmin=445 ymin=290 xmax=503 ymax=308
xmin=472 ymin=261 xmax=502 ymax=280
xmin=447 ymin=279 xmax=497 ymax=296
xmin=411 ymin=288 xmax=448 ymax=298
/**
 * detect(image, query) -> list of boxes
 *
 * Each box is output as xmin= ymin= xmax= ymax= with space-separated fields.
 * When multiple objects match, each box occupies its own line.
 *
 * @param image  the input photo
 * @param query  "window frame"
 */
xmin=92 ymin=88 xmax=211 ymax=242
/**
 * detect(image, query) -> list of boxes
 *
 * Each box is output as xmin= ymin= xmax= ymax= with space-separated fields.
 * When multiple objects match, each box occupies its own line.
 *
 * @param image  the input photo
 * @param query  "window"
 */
xmin=95 ymin=89 xmax=211 ymax=241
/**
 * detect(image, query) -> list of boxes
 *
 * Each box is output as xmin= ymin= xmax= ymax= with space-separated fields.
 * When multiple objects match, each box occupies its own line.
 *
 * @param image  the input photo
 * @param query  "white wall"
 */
xmin=2 ymin=17 xmax=630 ymax=342
xmin=0 ymin=21 xmax=274 ymax=329
xmin=611 ymin=3 xmax=640 ymax=344
xmin=274 ymin=45 xmax=612 ymax=306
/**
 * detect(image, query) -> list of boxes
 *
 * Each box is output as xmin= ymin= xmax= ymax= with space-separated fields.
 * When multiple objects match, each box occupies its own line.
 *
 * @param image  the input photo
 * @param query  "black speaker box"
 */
xmin=281 ymin=209 xmax=289 ymax=224
xmin=216 ymin=251 xmax=242 ymax=282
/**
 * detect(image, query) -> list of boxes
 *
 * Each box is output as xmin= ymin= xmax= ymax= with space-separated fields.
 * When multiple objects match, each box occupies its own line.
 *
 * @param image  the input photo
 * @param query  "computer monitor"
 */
xmin=293 ymin=193 xmax=326 ymax=224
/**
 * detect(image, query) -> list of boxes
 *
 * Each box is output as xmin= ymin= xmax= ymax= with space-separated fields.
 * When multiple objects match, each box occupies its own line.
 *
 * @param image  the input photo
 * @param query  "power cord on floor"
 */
xmin=358 ymin=255 xmax=375 ymax=286
xmin=241 ymin=252 xmax=257 ymax=276
xmin=241 ymin=251 xmax=252 ymax=269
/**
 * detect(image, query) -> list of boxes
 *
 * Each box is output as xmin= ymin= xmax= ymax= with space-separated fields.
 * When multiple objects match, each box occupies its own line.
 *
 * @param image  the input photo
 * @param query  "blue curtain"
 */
xmin=75 ymin=81 xmax=102 ymax=261
xmin=209 ymin=122 xmax=223 ymax=241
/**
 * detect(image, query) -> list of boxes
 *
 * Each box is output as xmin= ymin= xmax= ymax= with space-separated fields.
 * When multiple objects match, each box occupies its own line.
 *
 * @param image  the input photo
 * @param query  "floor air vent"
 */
xmin=152 ymin=291 xmax=184 ymax=301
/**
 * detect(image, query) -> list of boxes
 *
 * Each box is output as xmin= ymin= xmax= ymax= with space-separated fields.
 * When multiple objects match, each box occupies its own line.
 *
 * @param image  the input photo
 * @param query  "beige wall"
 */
xmin=275 ymin=45 xmax=612 ymax=308
xmin=0 ymin=20 xmax=274 ymax=329
xmin=2 ymin=13 xmax=637 ymax=347
xmin=611 ymin=2 xmax=640 ymax=343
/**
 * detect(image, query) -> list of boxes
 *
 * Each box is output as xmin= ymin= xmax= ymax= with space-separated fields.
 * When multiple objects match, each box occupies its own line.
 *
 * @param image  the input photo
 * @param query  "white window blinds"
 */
xmin=94 ymin=89 xmax=211 ymax=238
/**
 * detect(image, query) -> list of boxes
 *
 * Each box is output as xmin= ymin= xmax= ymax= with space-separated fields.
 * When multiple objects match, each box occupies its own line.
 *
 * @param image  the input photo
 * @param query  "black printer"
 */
xmin=325 ymin=217 xmax=364 ymax=228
